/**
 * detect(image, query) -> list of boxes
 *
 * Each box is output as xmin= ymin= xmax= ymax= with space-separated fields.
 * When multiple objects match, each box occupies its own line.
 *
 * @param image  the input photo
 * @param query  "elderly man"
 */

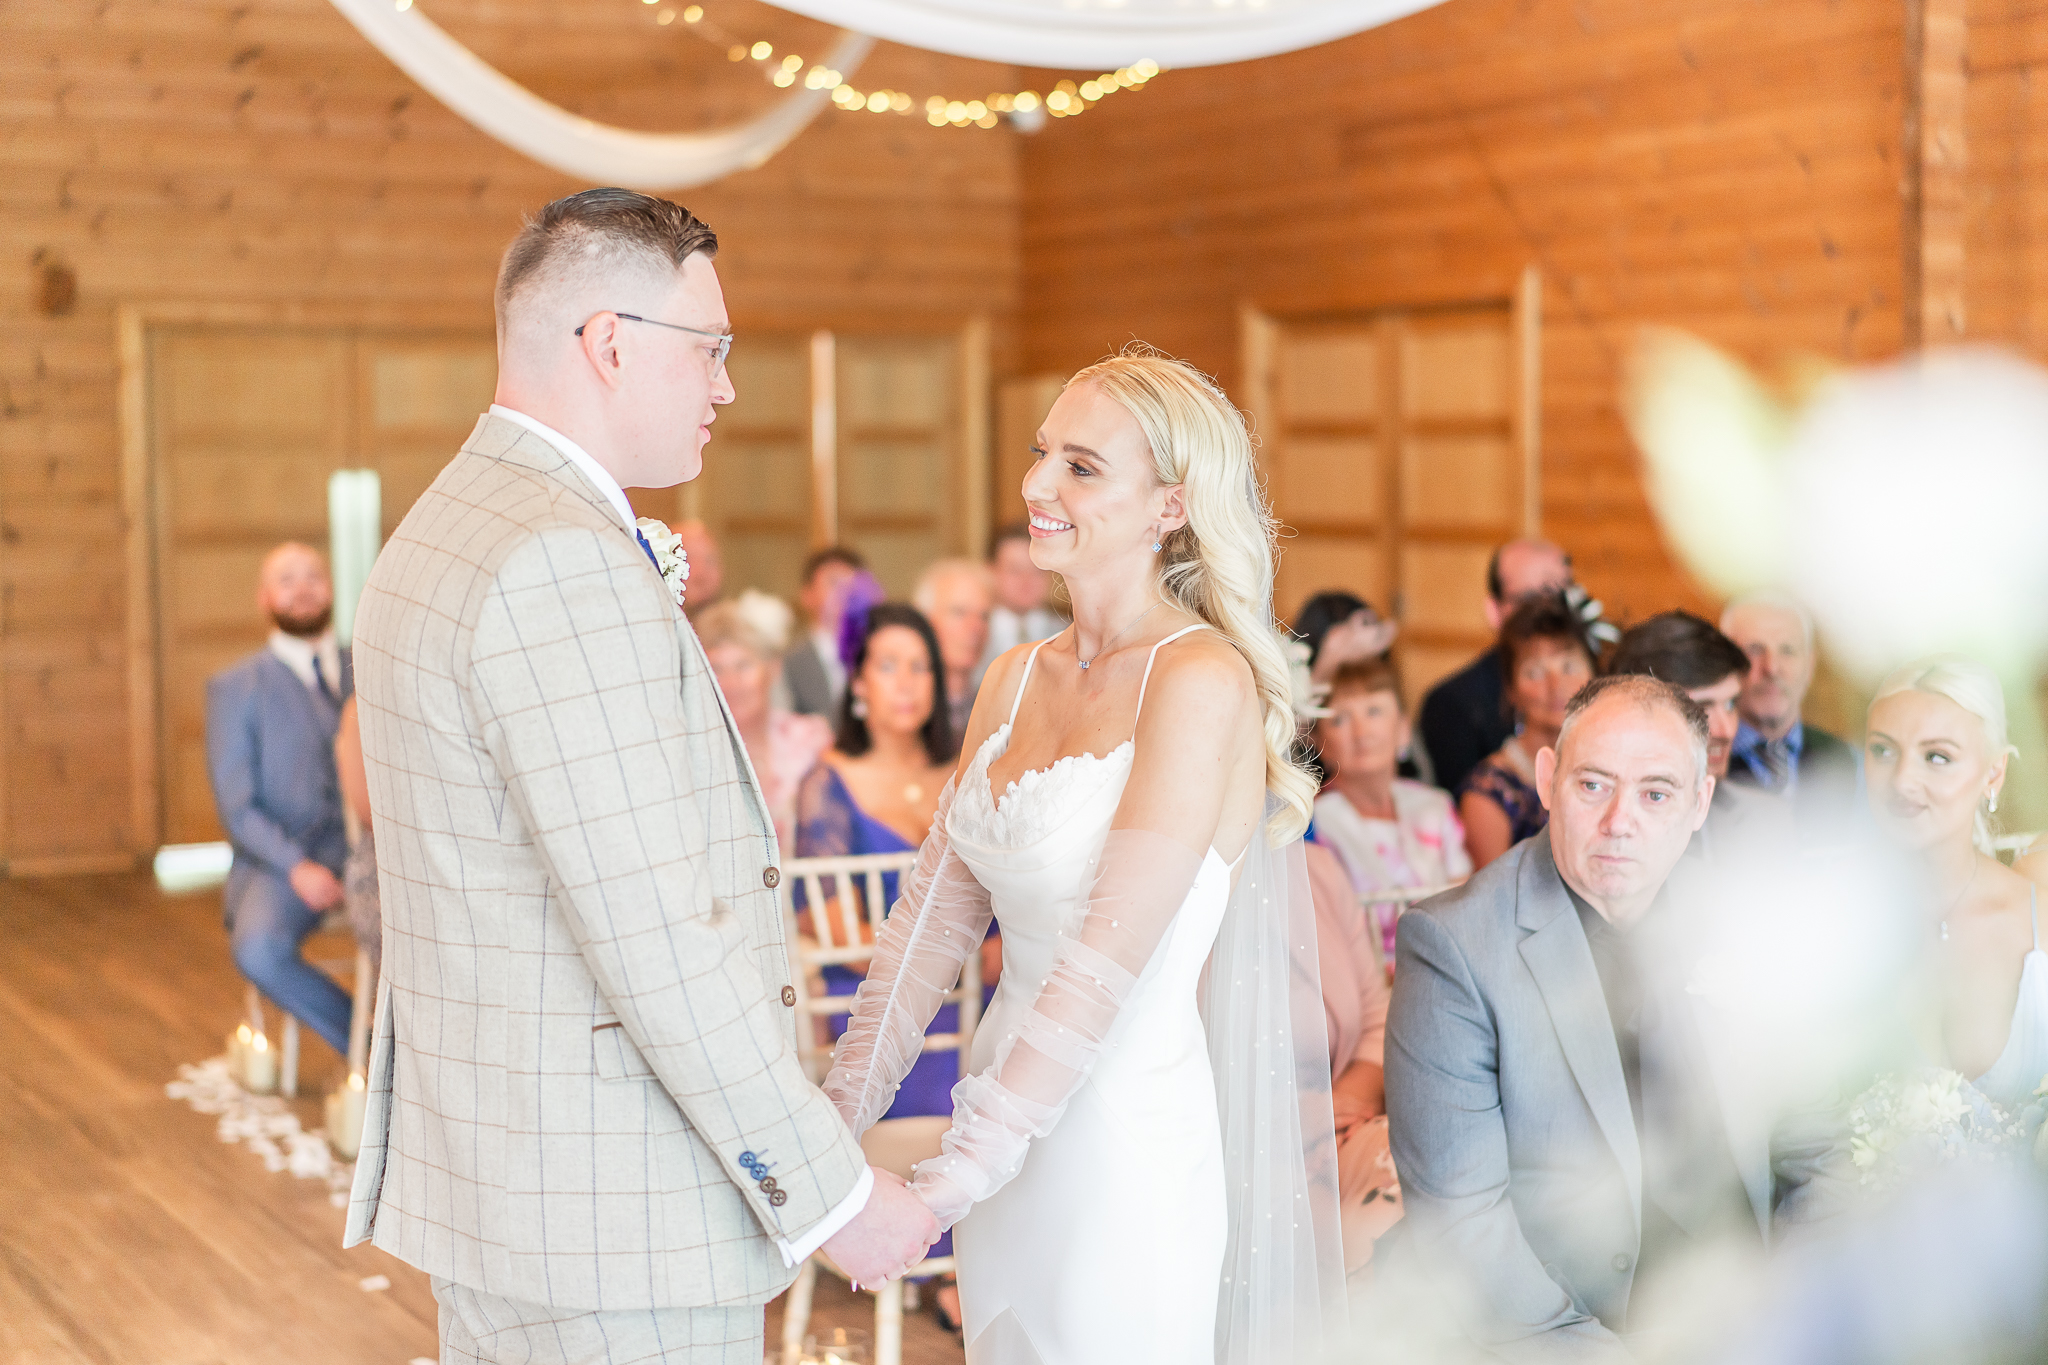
xmin=913 ymin=557 xmax=994 ymax=736
xmin=1607 ymin=610 xmax=1780 ymax=863
xmin=205 ymin=542 xmax=354 ymax=1056
xmin=978 ymin=522 xmax=1065 ymax=671
xmin=1418 ymin=538 xmax=1573 ymax=794
xmin=1719 ymin=591 xmax=1858 ymax=814
xmin=1383 ymin=676 xmax=1843 ymax=1361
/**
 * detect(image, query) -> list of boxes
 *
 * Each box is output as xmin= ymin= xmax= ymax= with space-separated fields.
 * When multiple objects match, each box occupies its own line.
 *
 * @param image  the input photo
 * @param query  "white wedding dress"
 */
xmin=943 ymin=627 xmax=1234 ymax=1362
xmin=823 ymin=624 xmax=1346 ymax=1365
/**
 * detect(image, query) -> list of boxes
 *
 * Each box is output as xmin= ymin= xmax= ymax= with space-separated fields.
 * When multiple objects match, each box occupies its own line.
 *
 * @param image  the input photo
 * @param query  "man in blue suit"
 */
xmin=206 ymin=541 xmax=353 ymax=1055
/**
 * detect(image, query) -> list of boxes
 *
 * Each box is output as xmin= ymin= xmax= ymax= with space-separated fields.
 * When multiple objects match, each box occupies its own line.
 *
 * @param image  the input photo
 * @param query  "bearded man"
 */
xmin=205 ymin=540 xmax=354 ymax=1056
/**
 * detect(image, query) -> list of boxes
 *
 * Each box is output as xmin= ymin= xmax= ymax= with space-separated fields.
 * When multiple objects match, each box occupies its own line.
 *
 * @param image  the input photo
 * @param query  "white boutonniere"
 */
xmin=636 ymin=517 xmax=690 ymax=609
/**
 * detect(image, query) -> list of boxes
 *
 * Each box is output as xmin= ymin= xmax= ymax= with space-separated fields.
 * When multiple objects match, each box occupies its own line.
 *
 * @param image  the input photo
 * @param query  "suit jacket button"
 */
xmin=1612 ymin=1253 xmax=1632 ymax=1273
xmin=763 ymin=866 xmax=781 ymax=889
xmin=770 ymin=1189 xmax=788 ymax=1207
xmin=760 ymin=1177 xmax=779 ymax=1193
xmin=781 ymin=985 xmax=797 ymax=1007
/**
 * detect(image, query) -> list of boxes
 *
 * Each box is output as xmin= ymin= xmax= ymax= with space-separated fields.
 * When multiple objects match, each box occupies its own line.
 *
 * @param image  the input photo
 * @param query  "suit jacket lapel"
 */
xmin=1516 ymin=830 xmax=1643 ymax=1232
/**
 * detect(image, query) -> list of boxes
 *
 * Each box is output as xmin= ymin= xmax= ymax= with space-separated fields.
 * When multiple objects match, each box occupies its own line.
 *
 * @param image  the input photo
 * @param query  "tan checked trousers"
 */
xmin=433 ymin=1277 xmax=763 ymax=1364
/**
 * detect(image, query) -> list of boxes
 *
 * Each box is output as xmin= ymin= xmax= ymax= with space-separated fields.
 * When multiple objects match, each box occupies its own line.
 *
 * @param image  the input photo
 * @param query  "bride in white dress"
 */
xmin=823 ymin=351 xmax=1346 ymax=1363
xmin=1864 ymin=656 xmax=2048 ymax=1109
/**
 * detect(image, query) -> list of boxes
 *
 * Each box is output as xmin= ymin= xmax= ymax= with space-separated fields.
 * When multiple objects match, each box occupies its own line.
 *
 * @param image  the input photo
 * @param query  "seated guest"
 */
xmin=1419 ymin=537 xmax=1573 ymax=794
xmin=668 ymin=517 xmax=724 ymax=616
xmin=1458 ymin=591 xmax=1597 ymax=869
xmin=1864 ymin=657 xmax=2046 ymax=1110
xmin=1305 ymin=839 xmax=1400 ymax=1274
xmin=698 ymin=591 xmax=831 ymax=852
xmin=334 ymin=695 xmax=380 ymax=975
xmin=794 ymin=601 xmax=974 ymax=1330
xmin=1607 ymin=610 xmax=1778 ymax=862
xmin=1312 ymin=659 xmax=1471 ymax=965
xmin=1720 ymin=590 xmax=1860 ymax=824
xmin=977 ymin=521 xmax=1066 ymax=671
xmin=913 ymin=557 xmax=995 ymax=738
xmin=205 ymin=542 xmax=353 ymax=1057
xmin=784 ymin=545 xmax=868 ymax=716
xmin=1294 ymin=590 xmax=1399 ymax=688
xmin=1384 ymin=676 xmax=1844 ymax=1357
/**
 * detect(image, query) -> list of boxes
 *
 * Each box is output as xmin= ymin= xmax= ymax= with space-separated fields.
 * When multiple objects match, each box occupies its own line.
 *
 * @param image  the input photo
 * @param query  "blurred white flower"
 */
xmin=636 ymin=517 xmax=690 ymax=609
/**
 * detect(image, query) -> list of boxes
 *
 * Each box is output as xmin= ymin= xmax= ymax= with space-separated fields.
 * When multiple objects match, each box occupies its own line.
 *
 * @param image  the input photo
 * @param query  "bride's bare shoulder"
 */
xmin=1134 ymin=629 xmax=1257 ymax=736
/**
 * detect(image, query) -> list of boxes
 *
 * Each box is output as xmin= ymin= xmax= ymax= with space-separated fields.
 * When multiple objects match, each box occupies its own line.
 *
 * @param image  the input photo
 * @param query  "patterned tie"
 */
xmin=310 ymin=654 xmax=337 ymax=706
xmin=1759 ymin=736 xmax=1792 ymax=789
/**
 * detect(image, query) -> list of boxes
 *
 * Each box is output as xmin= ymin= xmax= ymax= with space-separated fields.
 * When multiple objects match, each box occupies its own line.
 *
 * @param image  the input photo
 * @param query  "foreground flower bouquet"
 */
xmin=1848 ymin=1069 xmax=2048 ymax=1191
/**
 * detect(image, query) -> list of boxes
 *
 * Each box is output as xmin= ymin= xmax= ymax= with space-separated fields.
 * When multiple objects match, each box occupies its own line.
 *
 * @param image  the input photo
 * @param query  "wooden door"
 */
xmin=688 ymin=334 xmax=815 ymax=602
xmin=1245 ymin=288 xmax=1537 ymax=704
xmin=148 ymin=324 xmax=493 ymax=847
xmin=837 ymin=334 xmax=960 ymax=595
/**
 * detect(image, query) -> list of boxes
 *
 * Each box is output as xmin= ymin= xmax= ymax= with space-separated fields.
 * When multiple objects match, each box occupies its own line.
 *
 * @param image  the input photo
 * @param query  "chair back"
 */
xmin=781 ymin=851 xmax=982 ymax=1086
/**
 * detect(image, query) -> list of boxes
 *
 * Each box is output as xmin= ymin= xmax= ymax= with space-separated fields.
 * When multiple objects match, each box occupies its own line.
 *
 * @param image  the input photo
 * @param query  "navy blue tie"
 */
xmin=635 ymin=529 xmax=661 ymax=571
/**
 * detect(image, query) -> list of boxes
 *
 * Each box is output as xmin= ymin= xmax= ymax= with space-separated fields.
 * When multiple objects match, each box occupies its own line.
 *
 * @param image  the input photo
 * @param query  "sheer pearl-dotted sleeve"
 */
xmin=907 ymin=828 xmax=1207 ymax=1230
xmin=822 ymin=773 xmax=995 ymax=1137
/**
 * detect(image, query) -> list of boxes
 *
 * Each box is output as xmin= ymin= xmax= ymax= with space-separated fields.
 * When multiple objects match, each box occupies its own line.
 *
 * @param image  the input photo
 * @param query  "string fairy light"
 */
xmin=642 ymin=1 xmax=1161 ymax=129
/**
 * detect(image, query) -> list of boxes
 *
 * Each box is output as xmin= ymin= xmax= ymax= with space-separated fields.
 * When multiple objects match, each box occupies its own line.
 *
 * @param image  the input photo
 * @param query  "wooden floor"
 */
xmin=0 ymin=872 xmax=965 ymax=1365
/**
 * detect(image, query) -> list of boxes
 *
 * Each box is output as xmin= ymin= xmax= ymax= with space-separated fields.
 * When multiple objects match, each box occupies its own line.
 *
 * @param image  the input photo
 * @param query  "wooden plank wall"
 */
xmin=1 ymin=0 xmax=1021 ymax=871
xmin=1017 ymin=0 xmax=1913 ymax=631
xmin=1965 ymin=0 xmax=2048 ymax=352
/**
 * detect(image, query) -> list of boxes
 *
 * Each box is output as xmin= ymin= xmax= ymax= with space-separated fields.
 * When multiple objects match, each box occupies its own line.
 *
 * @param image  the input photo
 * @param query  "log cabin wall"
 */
xmin=1016 ymin=0 xmax=1915 ymax=634
xmin=3 ymin=0 xmax=1021 ymax=872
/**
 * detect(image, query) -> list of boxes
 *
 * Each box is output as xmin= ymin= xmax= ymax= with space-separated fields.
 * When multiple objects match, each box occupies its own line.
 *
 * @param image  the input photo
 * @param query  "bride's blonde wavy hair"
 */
xmin=1068 ymin=346 xmax=1316 ymax=842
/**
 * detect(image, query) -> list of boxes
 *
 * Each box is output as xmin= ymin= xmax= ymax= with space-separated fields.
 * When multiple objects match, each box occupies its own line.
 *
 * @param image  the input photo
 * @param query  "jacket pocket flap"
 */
xmin=591 ymin=1021 xmax=657 ymax=1082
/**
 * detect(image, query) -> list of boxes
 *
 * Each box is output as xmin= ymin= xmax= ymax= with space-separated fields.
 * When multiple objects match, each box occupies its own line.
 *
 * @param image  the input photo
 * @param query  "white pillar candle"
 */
xmin=327 ymin=1071 xmax=367 ymax=1159
xmin=244 ymin=1030 xmax=278 ymax=1094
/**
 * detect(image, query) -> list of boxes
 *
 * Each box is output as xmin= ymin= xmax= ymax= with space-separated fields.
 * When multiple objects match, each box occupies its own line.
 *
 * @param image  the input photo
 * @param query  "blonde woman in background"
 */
xmin=1865 ymin=656 xmax=2048 ymax=1109
xmin=696 ymin=591 xmax=832 ymax=852
xmin=823 ymin=349 xmax=1342 ymax=1363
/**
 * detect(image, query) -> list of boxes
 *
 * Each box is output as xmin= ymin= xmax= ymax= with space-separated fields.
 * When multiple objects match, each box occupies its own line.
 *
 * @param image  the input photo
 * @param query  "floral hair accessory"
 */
xmin=1563 ymin=583 xmax=1622 ymax=647
xmin=834 ymin=570 xmax=888 ymax=674
xmin=635 ymin=518 xmax=690 ymax=610
xmin=730 ymin=589 xmax=796 ymax=655
xmin=1285 ymin=635 xmax=1330 ymax=724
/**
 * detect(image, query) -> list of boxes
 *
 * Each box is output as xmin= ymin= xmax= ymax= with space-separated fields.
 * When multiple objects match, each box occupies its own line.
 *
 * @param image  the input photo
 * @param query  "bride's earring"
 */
xmin=851 ymin=696 xmax=868 ymax=720
xmin=1149 ymin=525 xmax=1162 ymax=553
xmin=1989 ymin=792 xmax=2000 ymax=813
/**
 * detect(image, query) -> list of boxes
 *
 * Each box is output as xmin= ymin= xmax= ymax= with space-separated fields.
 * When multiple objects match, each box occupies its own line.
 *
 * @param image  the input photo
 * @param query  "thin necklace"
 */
xmin=1076 ymin=602 xmax=1160 ymax=671
xmin=1939 ymin=857 xmax=1980 ymax=943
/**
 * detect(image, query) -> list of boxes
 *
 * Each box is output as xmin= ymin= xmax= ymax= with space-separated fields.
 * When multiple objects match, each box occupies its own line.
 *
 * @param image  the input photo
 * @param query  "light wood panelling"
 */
xmin=1020 ymin=0 xmax=1913 ymax=631
xmin=3 ymin=0 xmax=1020 ymax=867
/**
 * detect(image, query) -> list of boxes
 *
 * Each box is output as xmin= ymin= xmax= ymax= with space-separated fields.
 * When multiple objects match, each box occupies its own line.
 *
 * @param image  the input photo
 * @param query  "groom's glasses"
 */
xmin=574 ymin=313 xmax=732 ymax=376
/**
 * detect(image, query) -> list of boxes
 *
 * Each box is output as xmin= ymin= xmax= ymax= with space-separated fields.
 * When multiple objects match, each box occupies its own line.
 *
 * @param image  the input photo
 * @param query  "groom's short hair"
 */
xmin=495 ymin=187 xmax=718 ymax=328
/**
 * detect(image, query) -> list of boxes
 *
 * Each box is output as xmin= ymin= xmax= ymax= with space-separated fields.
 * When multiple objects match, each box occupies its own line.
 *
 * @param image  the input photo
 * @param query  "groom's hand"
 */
xmin=820 ymin=1168 xmax=940 ymax=1286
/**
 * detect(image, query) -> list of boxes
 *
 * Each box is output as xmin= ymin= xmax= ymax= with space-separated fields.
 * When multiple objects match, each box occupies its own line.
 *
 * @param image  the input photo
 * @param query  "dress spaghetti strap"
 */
xmin=1133 ymin=624 xmax=1211 ymax=732
xmin=1005 ymin=639 xmax=1050 ymax=730
xmin=2032 ymin=885 xmax=2040 ymax=951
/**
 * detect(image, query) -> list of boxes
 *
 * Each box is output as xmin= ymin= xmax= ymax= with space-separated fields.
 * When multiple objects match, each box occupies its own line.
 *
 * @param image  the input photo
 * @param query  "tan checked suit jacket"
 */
xmin=343 ymin=413 xmax=865 ymax=1310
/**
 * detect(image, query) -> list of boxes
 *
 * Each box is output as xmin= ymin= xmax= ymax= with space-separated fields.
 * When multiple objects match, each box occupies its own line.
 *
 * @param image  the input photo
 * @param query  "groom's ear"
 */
xmin=577 ymin=311 xmax=628 ymax=390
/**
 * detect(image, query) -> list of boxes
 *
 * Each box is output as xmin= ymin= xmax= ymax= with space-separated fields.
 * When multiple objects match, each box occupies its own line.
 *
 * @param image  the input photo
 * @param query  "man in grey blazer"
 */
xmin=344 ymin=189 xmax=935 ymax=1362
xmin=206 ymin=541 xmax=354 ymax=1056
xmin=1383 ymin=675 xmax=1846 ymax=1361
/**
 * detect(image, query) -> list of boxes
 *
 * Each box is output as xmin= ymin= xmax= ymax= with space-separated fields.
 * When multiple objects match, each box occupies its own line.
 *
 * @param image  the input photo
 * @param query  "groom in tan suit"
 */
xmin=344 ymin=189 xmax=936 ymax=1362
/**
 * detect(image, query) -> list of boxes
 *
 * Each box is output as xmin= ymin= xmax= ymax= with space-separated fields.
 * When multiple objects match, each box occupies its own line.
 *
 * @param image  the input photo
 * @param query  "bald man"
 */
xmin=342 ymin=188 xmax=932 ymax=1363
xmin=205 ymin=541 xmax=354 ymax=1057
xmin=1418 ymin=538 xmax=1573 ymax=793
xmin=1719 ymin=592 xmax=1859 ymax=826
xmin=914 ymin=556 xmax=994 ymax=736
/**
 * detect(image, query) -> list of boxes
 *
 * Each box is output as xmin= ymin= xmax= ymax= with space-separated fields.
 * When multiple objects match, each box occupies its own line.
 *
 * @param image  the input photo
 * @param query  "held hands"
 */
xmin=290 ymin=859 xmax=345 ymax=913
xmin=821 ymin=1167 xmax=940 ymax=1289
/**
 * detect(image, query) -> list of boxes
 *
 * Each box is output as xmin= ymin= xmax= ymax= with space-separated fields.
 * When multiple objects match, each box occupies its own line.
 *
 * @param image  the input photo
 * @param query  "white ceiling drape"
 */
xmin=762 ymin=0 xmax=1443 ymax=70
xmin=326 ymin=0 xmax=872 ymax=190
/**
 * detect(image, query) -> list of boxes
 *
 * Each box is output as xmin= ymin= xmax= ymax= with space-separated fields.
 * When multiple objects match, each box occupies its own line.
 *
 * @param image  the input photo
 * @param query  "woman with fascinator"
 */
xmin=823 ymin=349 xmax=1345 ymax=1363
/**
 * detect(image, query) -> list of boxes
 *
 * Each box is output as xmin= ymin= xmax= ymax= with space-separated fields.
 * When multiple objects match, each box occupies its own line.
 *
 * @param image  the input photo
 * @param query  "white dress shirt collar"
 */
xmin=489 ymin=403 xmax=636 ymax=531
xmin=268 ymin=629 xmax=342 ymax=697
